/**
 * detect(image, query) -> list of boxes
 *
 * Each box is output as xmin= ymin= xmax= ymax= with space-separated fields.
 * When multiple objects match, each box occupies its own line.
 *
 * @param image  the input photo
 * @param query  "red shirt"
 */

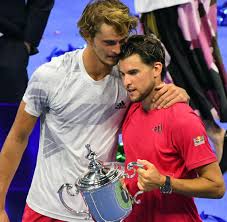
xmin=122 ymin=102 xmax=217 ymax=222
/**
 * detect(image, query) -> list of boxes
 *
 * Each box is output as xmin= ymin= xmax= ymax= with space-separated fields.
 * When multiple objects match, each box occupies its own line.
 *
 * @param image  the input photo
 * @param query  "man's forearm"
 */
xmin=0 ymin=134 xmax=29 ymax=210
xmin=170 ymin=163 xmax=225 ymax=199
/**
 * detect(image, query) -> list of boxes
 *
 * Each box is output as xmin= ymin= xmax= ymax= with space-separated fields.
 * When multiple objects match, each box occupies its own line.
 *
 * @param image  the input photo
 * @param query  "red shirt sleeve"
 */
xmin=170 ymin=106 xmax=217 ymax=171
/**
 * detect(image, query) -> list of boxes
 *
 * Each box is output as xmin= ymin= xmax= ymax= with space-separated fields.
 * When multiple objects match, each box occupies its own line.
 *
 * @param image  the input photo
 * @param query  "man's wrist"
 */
xmin=0 ymin=188 xmax=6 ymax=210
xmin=160 ymin=175 xmax=173 ymax=194
xmin=159 ymin=175 xmax=166 ymax=187
xmin=0 ymin=200 xmax=5 ymax=211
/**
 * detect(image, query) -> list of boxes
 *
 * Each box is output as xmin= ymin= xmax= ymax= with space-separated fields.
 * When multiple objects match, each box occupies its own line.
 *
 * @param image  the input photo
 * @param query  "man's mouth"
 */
xmin=127 ymin=89 xmax=136 ymax=97
xmin=127 ymin=88 xmax=135 ymax=93
xmin=108 ymin=55 xmax=118 ymax=60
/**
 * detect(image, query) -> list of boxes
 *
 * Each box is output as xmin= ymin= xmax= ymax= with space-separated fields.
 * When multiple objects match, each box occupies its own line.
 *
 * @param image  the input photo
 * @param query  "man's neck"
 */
xmin=142 ymin=81 xmax=163 ymax=111
xmin=142 ymin=97 xmax=155 ymax=112
xmin=83 ymin=47 xmax=113 ymax=81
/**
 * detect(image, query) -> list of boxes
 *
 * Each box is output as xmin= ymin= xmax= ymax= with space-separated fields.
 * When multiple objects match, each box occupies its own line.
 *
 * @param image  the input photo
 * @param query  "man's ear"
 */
xmin=153 ymin=62 xmax=163 ymax=78
xmin=83 ymin=32 xmax=92 ymax=44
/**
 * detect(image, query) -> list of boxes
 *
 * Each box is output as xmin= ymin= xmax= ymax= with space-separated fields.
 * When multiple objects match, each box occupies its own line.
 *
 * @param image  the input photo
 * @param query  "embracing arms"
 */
xmin=153 ymin=83 xmax=189 ymax=109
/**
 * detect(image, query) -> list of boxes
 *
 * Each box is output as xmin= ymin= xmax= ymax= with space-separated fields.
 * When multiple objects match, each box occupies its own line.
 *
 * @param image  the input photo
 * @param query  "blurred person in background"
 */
xmin=0 ymin=0 xmax=55 ymax=102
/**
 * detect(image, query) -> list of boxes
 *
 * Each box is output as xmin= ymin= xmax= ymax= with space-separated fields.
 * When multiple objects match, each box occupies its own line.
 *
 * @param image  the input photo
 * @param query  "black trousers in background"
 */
xmin=0 ymin=36 xmax=29 ymax=102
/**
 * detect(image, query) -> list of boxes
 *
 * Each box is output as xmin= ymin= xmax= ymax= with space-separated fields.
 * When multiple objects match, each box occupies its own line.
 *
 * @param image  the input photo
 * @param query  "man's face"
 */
xmin=88 ymin=23 xmax=127 ymax=67
xmin=119 ymin=54 xmax=160 ymax=102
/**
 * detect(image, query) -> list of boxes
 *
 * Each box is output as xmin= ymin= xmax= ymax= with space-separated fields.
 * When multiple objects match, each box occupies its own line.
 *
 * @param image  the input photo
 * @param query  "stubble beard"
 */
xmin=130 ymin=87 xmax=153 ymax=104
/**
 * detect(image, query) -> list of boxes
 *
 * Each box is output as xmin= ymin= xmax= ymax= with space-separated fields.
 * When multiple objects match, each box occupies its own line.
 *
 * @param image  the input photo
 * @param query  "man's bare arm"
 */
xmin=137 ymin=160 xmax=225 ymax=199
xmin=170 ymin=162 xmax=225 ymax=198
xmin=0 ymin=101 xmax=38 ymax=218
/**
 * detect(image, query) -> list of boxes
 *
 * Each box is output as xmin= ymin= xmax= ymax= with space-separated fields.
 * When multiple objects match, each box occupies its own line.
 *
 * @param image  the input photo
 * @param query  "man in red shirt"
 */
xmin=118 ymin=34 xmax=225 ymax=222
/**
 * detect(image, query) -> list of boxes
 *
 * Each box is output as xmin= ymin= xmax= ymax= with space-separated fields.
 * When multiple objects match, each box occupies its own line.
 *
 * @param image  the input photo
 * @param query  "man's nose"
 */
xmin=112 ymin=43 xmax=121 ymax=54
xmin=123 ymin=74 xmax=131 ymax=88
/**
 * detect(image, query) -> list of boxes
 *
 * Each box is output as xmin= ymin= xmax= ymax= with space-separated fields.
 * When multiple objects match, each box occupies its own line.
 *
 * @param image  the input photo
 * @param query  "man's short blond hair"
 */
xmin=77 ymin=0 xmax=137 ymax=39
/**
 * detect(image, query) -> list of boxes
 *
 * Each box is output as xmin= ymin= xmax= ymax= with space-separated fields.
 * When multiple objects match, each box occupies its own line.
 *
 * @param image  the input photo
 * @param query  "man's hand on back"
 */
xmin=153 ymin=83 xmax=190 ymax=109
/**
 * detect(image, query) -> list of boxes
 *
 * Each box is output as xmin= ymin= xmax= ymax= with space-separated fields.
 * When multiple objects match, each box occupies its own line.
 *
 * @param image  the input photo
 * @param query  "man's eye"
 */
xmin=129 ymin=70 xmax=138 ymax=75
xmin=104 ymin=41 xmax=116 ymax=46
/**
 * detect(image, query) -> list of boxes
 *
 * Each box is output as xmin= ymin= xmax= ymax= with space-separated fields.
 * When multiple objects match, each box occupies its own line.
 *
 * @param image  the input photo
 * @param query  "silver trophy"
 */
xmin=58 ymin=144 xmax=144 ymax=222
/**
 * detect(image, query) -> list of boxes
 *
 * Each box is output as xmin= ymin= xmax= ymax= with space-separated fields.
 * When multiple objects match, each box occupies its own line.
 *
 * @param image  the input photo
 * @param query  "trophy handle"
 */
xmin=124 ymin=162 xmax=144 ymax=205
xmin=132 ymin=190 xmax=144 ymax=204
xmin=57 ymin=183 xmax=91 ymax=219
xmin=124 ymin=162 xmax=144 ymax=179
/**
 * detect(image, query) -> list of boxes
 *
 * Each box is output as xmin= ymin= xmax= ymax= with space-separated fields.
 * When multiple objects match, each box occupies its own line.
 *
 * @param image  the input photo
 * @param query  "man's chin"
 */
xmin=107 ymin=57 xmax=119 ymax=65
xmin=109 ymin=60 xmax=118 ymax=66
xmin=129 ymin=97 xmax=140 ymax=103
xmin=102 ymin=60 xmax=118 ymax=67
